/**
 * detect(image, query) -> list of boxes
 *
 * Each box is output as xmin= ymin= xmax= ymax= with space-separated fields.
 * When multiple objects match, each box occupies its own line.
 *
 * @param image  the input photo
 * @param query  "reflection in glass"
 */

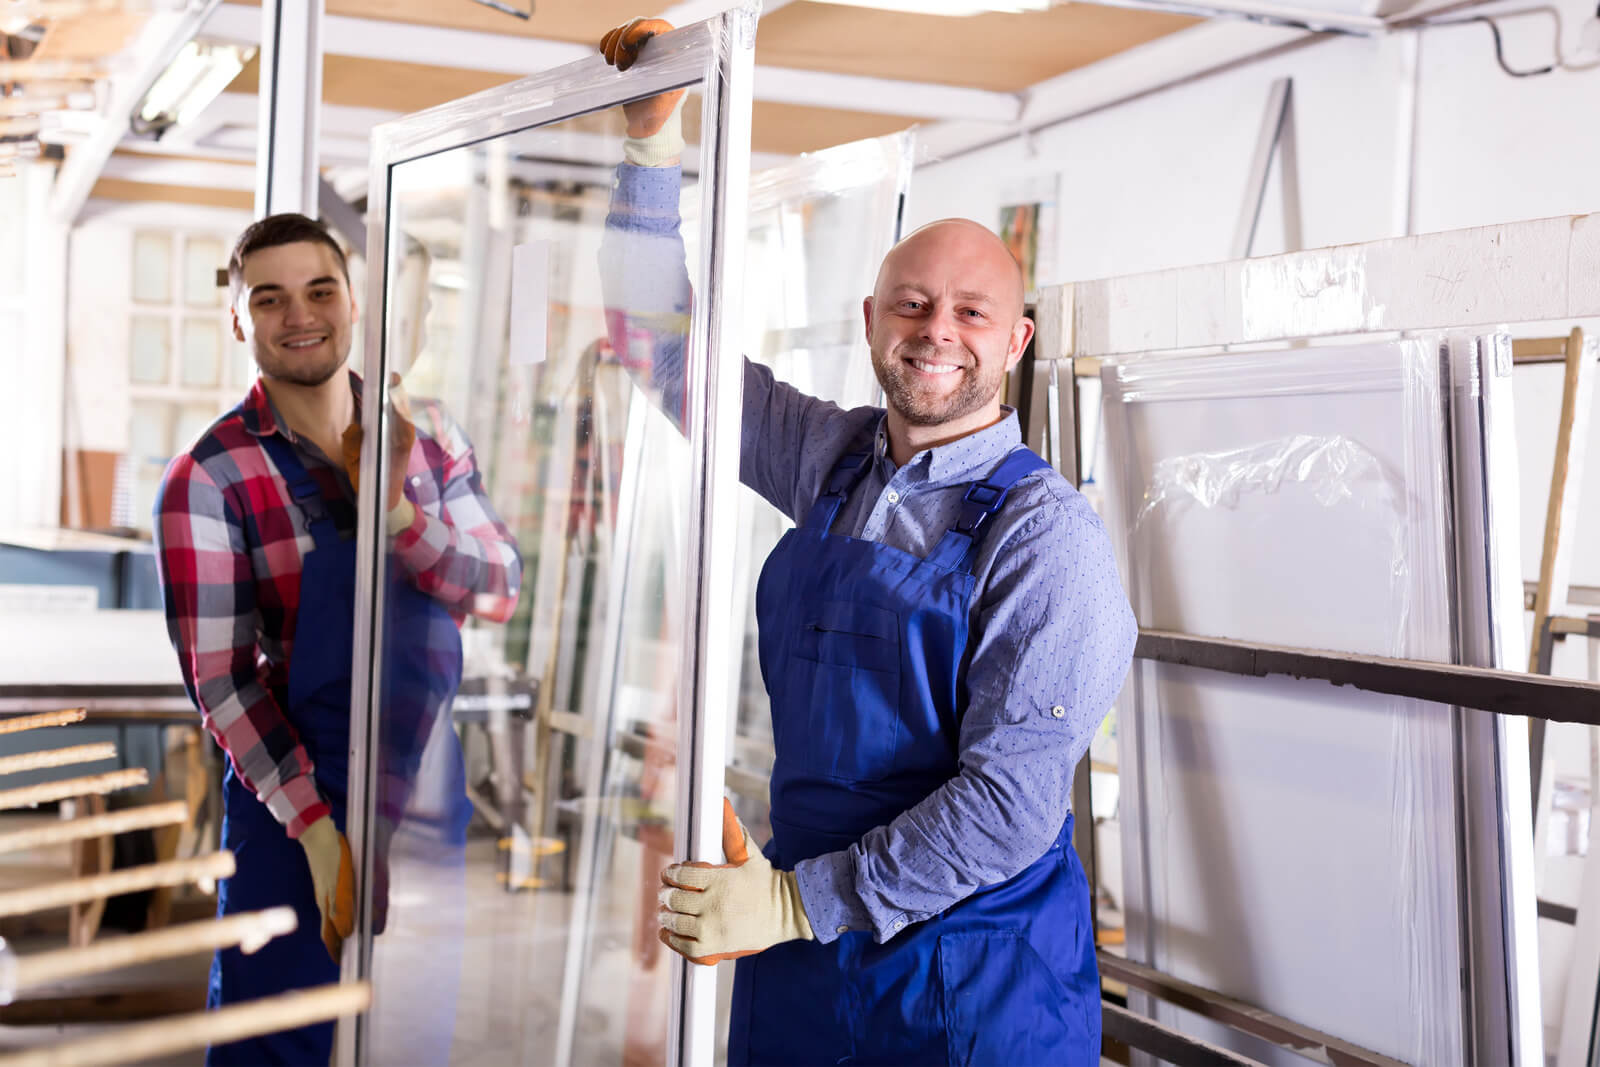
xmin=362 ymin=85 xmax=715 ymax=1067
xmin=180 ymin=317 xmax=222 ymax=386
xmin=130 ymin=315 xmax=170 ymax=384
xmin=133 ymin=231 xmax=172 ymax=304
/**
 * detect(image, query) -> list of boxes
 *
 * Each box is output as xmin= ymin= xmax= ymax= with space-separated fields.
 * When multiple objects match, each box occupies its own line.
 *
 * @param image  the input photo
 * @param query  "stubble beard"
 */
xmin=254 ymin=336 xmax=348 ymax=389
xmin=871 ymin=339 xmax=1002 ymax=428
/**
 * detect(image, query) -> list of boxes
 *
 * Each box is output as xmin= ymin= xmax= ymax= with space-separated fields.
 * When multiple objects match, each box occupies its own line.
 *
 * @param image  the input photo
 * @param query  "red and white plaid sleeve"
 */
xmin=390 ymin=406 xmax=522 ymax=624
xmin=154 ymin=453 xmax=331 ymax=838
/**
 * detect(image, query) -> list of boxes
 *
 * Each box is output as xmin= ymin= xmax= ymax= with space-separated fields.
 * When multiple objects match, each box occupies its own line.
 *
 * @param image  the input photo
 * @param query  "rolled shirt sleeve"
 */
xmin=154 ymin=455 xmax=330 ymax=838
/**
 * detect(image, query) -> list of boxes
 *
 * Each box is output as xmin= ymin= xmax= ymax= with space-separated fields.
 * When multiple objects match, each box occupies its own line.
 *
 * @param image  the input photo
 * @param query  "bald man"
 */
xmin=598 ymin=19 xmax=1136 ymax=1065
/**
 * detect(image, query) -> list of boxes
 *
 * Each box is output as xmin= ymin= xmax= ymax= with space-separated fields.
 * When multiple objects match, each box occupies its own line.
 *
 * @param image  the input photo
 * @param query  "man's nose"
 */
xmin=918 ymin=304 xmax=959 ymax=345
xmin=282 ymin=296 xmax=315 ymax=327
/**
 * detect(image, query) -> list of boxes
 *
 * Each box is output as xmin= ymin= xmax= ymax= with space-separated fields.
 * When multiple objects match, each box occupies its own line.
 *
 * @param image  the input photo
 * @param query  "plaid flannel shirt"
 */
xmin=154 ymin=373 xmax=521 ymax=838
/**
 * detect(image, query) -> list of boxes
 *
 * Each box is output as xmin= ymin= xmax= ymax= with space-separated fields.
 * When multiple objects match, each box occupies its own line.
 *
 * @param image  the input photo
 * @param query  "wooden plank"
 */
xmin=1513 ymin=335 xmax=1573 ymax=362
xmin=0 ymin=802 xmax=189 ymax=855
xmin=0 ymin=710 xmax=85 ymax=735
xmin=1528 ymin=328 xmax=1592 ymax=673
xmin=87 ymin=178 xmax=253 ymax=212
xmin=0 ymin=982 xmax=370 ymax=1066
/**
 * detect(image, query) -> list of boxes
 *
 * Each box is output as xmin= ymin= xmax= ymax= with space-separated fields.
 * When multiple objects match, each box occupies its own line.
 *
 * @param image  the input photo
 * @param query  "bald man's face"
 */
xmin=865 ymin=220 xmax=1033 ymax=431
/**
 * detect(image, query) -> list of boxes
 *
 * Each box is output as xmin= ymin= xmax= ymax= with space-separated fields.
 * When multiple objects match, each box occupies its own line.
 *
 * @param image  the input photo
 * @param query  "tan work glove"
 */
xmin=341 ymin=372 xmax=417 ymax=531
xmin=599 ymin=18 xmax=687 ymax=166
xmin=658 ymin=798 xmax=814 ymax=965
xmin=299 ymin=815 xmax=356 ymax=962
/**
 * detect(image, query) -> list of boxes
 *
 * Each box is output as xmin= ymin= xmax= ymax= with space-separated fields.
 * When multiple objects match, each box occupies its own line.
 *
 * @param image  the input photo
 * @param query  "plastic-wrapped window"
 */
xmin=1099 ymin=336 xmax=1537 ymax=1065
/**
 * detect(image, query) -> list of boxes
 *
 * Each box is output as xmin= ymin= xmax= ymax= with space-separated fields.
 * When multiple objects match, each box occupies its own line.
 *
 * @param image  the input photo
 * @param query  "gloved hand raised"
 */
xmin=298 ymin=815 xmax=356 ymax=962
xmin=599 ymin=17 xmax=687 ymax=159
xmin=658 ymin=799 xmax=814 ymax=965
xmin=341 ymin=372 xmax=416 ymax=527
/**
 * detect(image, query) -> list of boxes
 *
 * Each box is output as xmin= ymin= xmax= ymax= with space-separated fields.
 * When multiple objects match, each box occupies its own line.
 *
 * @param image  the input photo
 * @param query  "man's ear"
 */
xmin=1005 ymin=316 xmax=1035 ymax=372
xmin=862 ymin=296 xmax=874 ymax=346
xmin=349 ymin=291 xmax=359 ymax=327
xmin=230 ymin=304 xmax=246 ymax=344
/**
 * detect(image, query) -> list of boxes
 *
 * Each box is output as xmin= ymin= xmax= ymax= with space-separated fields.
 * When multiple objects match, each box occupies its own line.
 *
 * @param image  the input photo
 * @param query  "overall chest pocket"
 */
xmin=783 ymin=600 xmax=903 ymax=781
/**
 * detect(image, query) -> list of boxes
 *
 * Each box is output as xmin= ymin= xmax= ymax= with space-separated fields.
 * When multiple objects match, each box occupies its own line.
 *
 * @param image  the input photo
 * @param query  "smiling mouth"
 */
xmin=281 ymin=336 xmax=327 ymax=351
xmin=907 ymin=358 xmax=961 ymax=376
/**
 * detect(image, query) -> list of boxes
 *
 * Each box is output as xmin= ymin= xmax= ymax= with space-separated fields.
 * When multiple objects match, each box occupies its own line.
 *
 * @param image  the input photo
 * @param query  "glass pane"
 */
xmin=132 ymin=231 xmax=172 ymax=304
xmin=185 ymin=236 xmax=225 ymax=307
xmin=706 ymin=134 xmax=911 ymax=1057
xmin=350 ymin=28 xmax=746 ymax=1067
xmin=130 ymin=316 xmax=171 ymax=384
xmin=180 ymin=317 xmax=222 ymax=386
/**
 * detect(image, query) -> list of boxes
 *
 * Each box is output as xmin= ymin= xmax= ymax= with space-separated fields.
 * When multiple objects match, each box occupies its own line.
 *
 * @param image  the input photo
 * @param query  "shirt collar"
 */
xmin=875 ymin=406 xmax=1024 ymax=485
xmin=242 ymin=370 xmax=364 ymax=439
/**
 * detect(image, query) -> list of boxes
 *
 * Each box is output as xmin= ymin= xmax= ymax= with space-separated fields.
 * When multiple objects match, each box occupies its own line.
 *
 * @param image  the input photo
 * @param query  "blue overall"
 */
xmin=729 ymin=445 xmax=1101 ymax=1067
xmin=206 ymin=426 xmax=466 ymax=1066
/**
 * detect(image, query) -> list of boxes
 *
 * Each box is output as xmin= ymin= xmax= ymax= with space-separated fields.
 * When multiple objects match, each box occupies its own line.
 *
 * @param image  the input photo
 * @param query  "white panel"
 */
xmin=1102 ymin=340 xmax=1468 ymax=1064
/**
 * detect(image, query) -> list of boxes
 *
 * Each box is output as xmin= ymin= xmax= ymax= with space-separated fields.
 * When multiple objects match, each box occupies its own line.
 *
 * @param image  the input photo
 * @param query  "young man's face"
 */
xmin=232 ymin=240 xmax=357 ymax=388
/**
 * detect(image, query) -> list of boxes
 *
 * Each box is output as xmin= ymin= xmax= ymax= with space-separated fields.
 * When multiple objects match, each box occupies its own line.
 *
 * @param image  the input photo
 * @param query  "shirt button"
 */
xmin=1051 ymin=705 xmax=1066 ymax=719
xmin=893 ymin=919 xmax=905 ymax=931
xmin=410 ymin=475 xmax=422 ymax=486
xmin=836 ymin=925 xmax=850 ymax=935
xmin=886 ymin=490 xmax=900 ymax=504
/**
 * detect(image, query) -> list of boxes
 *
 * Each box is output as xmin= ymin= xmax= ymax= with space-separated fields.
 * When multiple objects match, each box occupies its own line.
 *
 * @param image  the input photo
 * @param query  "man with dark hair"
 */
xmin=154 ymin=212 xmax=521 ymax=1065
xmin=226 ymin=213 xmax=351 ymax=303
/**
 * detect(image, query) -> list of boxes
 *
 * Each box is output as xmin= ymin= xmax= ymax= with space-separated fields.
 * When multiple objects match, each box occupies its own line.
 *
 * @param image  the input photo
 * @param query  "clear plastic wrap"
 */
xmin=1101 ymin=339 xmax=1466 ymax=1065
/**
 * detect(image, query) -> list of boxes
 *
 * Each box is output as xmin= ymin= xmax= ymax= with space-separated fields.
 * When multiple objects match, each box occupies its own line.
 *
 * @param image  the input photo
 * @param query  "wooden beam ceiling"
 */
xmin=217 ymin=1 xmax=1197 ymax=111
xmin=89 ymin=178 xmax=254 ymax=211
xmin=756 ymin=3 xmax=1198 ymax=93
xmin=225 ymin=53 xmax=917 ymax=155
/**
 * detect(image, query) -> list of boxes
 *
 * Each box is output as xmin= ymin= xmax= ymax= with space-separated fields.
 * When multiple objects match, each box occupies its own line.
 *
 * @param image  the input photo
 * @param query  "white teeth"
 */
xmin=910 ymin=359 xmax=958 ymax=375
xmin=284 ymin=338 xmax=324 ymax=349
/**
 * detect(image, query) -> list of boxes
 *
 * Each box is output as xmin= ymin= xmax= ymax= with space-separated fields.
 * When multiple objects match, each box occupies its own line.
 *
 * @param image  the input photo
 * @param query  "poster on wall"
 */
xmin=998 ymin=174 xmax=1059 ymax=299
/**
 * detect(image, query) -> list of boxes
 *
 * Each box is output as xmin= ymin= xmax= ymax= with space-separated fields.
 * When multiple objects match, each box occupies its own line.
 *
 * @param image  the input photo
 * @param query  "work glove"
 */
xmin=299 ymin=815 xmax=356 ymax=962
xmin=342 ymin=372 xmax=417 ymax=532
xmin=599 ymin=18 xmax=687 ymax=165
xmin=658 ymin=798 xmax=814 ymax=965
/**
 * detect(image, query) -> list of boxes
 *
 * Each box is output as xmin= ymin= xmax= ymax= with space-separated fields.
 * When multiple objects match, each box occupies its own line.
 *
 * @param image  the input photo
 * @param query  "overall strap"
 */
xmin=257 ymin=429 xmax=342 ymax=552
xmin=925 ymin=447 xmax=1052 ymax=573
xmin=801 ymin=448 xmax=874 ymax=535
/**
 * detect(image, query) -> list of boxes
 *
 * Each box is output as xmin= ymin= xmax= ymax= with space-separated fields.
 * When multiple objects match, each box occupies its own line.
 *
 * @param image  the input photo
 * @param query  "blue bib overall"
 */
xmin=205 ymin=427 xmax=466 ymax=1066
xmin=729 ymin=445 xmax=1101 ymax=1067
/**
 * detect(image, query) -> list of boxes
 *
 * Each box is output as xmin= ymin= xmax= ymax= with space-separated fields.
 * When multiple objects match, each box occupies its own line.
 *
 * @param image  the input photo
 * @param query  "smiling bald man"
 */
xmin=597 ymin=19 xmax=1137 ymax=1066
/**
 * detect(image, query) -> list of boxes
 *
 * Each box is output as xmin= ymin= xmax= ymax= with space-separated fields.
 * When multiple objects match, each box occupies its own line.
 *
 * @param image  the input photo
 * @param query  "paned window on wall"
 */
xmin=122 ymin=230 xmax=255 ymax=531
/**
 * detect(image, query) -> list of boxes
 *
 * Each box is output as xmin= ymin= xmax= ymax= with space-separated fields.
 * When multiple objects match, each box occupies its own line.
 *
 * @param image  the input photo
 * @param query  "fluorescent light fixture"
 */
xmin=809 ymin=0 xmax=1052 ymax=13
xmin=135 ymin=40 xmax=254 ymax=134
